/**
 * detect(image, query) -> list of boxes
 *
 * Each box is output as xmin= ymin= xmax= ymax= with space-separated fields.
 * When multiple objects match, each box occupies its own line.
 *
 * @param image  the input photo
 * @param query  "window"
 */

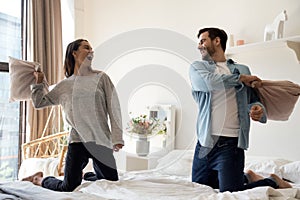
xmin=0 ymin=0 xmax=22 ymax=181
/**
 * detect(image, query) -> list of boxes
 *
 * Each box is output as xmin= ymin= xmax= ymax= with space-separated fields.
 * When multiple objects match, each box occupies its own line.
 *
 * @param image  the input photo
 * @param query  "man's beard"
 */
xmin=200 ymin=46 xmax=214 ymax=61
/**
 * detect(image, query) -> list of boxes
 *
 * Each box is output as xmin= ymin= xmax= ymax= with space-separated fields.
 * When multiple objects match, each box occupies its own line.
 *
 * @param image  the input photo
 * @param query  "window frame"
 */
xmin=0 ymin=0 xmax=25 ymax=181
xmin=0 ymin=62 xmax=8 ymax=72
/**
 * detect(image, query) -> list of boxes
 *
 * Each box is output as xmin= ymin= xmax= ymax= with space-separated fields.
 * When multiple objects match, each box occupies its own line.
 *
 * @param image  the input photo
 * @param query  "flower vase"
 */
xmin=136 ymin=136 xmax=150 ymax=156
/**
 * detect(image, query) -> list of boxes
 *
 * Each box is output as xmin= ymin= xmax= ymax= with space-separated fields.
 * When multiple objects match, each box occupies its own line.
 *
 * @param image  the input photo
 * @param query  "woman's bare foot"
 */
xmin=21 ymin=171 xmax=43 ymax=186
xmin=32 ymin=173 xmax=43 ymax=186
xmin=246 ymin=170 xmax=264 ymax=183
xmin=270 ymin=174 xmax=292 ymax=189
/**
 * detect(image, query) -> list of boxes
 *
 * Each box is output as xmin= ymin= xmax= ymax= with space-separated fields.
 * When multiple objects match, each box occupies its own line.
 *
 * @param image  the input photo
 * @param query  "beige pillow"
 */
xmin=8 ymin=56 xmax=48 ymax=102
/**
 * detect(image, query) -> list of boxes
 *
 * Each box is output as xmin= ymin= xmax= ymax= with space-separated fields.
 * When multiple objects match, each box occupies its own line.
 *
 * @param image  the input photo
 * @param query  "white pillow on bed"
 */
xmin=155 ymin=152 xmax=293 ymax=179
xmin=18 ymin=158 xmax=60 ymax=180
xmin=245 ymin=156 xmax=291 ymax=178
xmin=280 ymin=161 xmax=300 ymax=184
xmin=155 ymin=150 xmax=194 ymax=176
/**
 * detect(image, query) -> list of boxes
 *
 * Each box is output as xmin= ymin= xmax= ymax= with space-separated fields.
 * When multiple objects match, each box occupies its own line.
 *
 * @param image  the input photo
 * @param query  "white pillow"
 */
xmin=280 ymin=161 xmax=300 ymax=184
xmin=8 ymin=56 xmax=48 ymax=102
xmin=245 ymin=156 xmax=291 ymax=178
xmin=18 ymin=158 xmax=60 ymax=180
xmin=155 ymin=150 xmax=194 ymax=176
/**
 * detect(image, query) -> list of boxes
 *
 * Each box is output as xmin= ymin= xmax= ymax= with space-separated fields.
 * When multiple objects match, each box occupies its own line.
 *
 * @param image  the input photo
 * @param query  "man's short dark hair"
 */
xmin=197 ymin=27 xmax=228 ymax=52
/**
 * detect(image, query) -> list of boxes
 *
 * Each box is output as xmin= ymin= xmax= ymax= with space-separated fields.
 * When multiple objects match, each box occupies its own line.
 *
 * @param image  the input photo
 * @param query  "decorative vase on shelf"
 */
xmin=135 ymin=136 xmax=150 ymax=156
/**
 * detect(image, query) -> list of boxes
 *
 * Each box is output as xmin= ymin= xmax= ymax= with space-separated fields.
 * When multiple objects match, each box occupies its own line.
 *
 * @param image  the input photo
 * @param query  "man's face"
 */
xmin=198 ymin=31 xmax=216 ymax=61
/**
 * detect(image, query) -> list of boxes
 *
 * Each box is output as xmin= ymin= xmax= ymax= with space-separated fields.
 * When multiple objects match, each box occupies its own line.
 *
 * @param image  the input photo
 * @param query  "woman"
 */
xmin=22 ymin=39 xmax=124 ymax=192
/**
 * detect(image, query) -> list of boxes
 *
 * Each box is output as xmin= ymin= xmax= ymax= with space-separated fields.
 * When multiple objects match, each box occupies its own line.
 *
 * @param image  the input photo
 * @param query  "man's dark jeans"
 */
xmin=192 ymin=137 xmax=277 ymax=192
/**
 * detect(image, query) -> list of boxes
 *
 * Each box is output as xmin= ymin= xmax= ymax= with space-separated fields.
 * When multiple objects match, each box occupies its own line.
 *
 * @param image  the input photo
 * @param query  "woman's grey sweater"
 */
xmin=31 ymin=72 xmax=124 ymax=148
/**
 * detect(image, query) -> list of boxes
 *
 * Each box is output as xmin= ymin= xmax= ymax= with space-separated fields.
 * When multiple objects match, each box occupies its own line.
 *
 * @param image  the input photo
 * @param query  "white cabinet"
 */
xmin=115 ymin=150 xmax=167 ymax=171
xmin=125 ymin=154 xmax=159 ymax=171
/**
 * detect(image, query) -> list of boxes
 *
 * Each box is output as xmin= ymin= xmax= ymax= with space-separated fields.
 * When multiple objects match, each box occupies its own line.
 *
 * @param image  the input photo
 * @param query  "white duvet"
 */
xmin=75 ymin=170 xmax=300 ymax=200
xmin=2 ymin=151 xmax=300 ymax=200
xmin=1 ymin=170 xmax=300 ymax=200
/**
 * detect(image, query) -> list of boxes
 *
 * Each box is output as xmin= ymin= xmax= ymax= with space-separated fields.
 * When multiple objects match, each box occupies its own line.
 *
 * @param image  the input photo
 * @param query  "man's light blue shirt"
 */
xmin=189 ymin=59 xmax=266 ymax=150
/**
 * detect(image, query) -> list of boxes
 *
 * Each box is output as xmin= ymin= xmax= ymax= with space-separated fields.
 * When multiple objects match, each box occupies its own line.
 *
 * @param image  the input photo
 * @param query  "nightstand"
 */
xmin=125 ymin=154 xmax=159 ymax=171
xmin=115 ymin=150 xmax=168 ymax=171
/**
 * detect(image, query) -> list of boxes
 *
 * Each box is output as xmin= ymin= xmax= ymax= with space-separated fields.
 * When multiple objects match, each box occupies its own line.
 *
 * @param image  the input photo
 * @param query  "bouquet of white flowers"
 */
xmin=126 ymin=114 xmax=166 ymax=138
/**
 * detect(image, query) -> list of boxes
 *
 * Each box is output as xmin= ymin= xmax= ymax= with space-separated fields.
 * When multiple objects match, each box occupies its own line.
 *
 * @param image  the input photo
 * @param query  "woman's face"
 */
xmin=73 ymin=41 xmax=93 ymax=66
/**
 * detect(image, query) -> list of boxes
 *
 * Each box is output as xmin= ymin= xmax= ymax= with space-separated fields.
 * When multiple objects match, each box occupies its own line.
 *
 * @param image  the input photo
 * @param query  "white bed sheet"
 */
xmin=1 ymin=169 xmax=300 ymax=200
xmin=77 ymin=169 xmax=300 ymax=200
xmin=2 ymin=151 xmax=300 ymax=200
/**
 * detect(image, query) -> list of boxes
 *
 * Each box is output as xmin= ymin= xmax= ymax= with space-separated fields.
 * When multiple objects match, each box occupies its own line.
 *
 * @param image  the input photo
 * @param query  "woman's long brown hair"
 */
xmin=64 ymin=39 xmax=88 ymax=78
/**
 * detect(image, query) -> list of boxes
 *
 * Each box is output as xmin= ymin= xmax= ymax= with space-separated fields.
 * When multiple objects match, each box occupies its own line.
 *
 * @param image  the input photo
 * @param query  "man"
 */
xmin=189 ymin=27 xmax=291 ymax=192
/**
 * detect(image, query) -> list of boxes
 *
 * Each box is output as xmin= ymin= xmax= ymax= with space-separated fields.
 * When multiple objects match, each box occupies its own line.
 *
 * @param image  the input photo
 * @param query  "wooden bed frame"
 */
xmin=21 ymin=131 xmax=69 ymax=176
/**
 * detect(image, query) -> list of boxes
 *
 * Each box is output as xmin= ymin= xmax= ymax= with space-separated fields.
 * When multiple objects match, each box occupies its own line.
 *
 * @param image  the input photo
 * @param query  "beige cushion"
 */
xmin=8 ymin=57 xmax=48 ymax=102
xmin=256 ymin=80 xmax=300 ymax=121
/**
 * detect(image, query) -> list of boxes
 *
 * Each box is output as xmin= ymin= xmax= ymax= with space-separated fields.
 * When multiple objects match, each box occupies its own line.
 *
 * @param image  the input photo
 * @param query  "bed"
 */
xmin=1 ymin=149 xmax=300 ymax=200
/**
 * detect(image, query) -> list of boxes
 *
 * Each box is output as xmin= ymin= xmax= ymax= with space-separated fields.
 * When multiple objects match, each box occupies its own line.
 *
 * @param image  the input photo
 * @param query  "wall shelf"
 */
xmin=226 ymin=36 xmax=300 ymax=63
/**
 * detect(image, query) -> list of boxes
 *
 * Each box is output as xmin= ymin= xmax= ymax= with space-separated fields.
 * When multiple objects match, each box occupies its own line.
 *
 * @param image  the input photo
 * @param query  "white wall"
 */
xmin=70 ymin=0 xmax=300 ymax=159
xmin=74 ymin=0 xmax=300 ymax=45
xmin=228 ymin=43 xmax=300 ymax=161
xmin=61 ymin=0 xmax=75 ymax=53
